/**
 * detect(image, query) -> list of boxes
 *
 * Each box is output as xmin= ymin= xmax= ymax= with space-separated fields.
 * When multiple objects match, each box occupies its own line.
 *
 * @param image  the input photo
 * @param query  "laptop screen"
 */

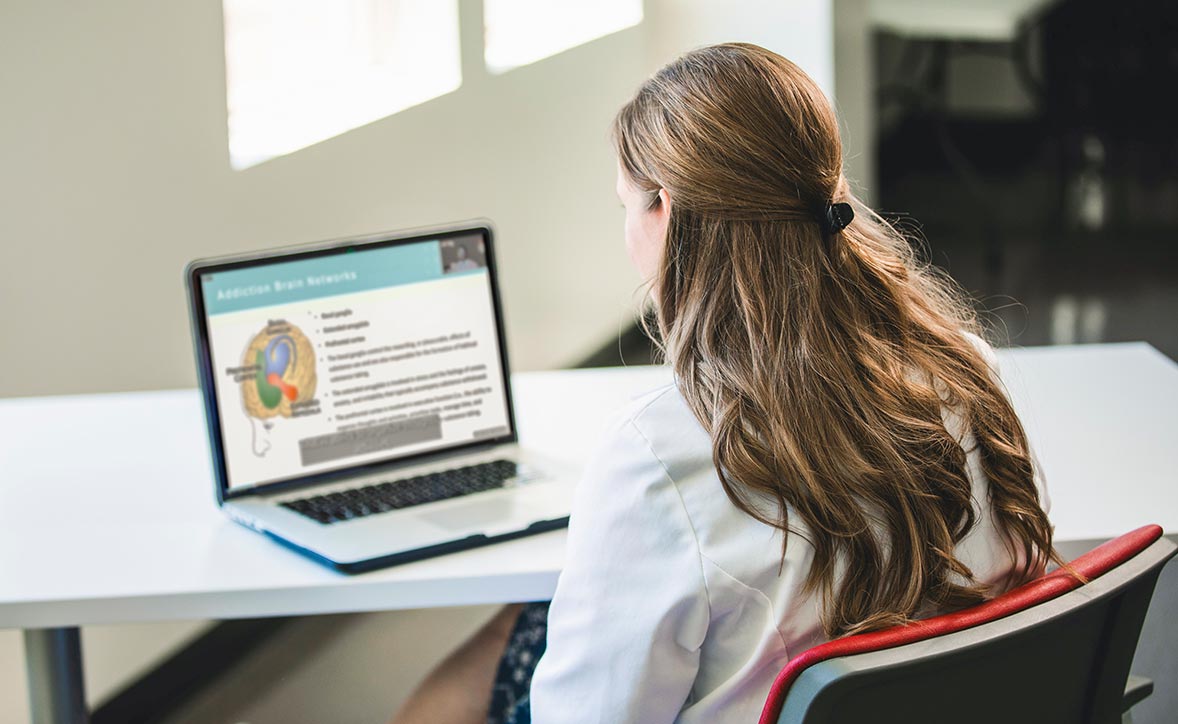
xmin=195 ymin=230 xmax=513 ymax=493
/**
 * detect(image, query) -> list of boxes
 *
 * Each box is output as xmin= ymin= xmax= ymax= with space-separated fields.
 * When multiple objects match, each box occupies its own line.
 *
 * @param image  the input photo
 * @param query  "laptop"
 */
xmin=185 ymin=223 xmax=576 ymax=573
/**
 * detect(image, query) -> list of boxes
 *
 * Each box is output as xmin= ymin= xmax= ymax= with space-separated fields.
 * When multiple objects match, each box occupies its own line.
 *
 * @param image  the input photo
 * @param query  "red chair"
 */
xmin=759 ymin=525 xmax=1176 ymax=724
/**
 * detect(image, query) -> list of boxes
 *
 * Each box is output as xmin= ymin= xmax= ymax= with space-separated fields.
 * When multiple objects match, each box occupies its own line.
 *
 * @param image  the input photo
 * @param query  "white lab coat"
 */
xmin=529 ymin=336 xmax=1049 ymax=723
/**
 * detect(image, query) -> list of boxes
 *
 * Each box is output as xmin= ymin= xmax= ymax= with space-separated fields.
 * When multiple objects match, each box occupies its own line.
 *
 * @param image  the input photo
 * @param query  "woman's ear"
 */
xmin=656 ymin=188 xmax=671 ymax=212
xmin=654 ymin=188 xmax=672 ymax=237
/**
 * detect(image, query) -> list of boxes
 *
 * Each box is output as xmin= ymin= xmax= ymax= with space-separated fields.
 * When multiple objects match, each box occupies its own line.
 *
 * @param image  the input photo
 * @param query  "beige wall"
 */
xmin=0 ymin=1 xmax=833 ymax=719
xmin=0 ymin=0 xmax=639 ymax=398
xmin=834 ymin=0 xmax=877 ymax=204
xmin=0 ymin=0 xmax=832 ymax=399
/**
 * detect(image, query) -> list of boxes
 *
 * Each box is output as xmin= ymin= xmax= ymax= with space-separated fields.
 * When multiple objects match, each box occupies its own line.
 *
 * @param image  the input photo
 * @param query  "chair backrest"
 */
xmin=759 ymin=525 xmax=1177 ymax=724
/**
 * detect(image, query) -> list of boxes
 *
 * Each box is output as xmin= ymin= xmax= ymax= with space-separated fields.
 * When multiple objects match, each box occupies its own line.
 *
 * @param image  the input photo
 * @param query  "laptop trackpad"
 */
xmin=420 ymin=498 xmax=520 ymax=532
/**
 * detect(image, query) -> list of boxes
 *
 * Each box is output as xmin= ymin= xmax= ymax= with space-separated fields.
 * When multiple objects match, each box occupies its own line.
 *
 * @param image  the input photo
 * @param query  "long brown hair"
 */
xmin=613 ymin=43 xmax=1059 ymax=638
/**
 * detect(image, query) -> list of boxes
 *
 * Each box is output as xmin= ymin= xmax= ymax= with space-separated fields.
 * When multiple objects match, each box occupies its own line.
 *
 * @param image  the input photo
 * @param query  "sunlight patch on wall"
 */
xmin=223 ymin=0 xmax=461 ymax=170
xmin=484 ymin=0 xmax=643 ymax=74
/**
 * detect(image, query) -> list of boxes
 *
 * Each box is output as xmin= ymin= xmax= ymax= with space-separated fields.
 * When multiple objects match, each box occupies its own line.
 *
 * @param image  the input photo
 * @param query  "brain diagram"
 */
xmin=241 ymin=322 xmax=317 ymax=419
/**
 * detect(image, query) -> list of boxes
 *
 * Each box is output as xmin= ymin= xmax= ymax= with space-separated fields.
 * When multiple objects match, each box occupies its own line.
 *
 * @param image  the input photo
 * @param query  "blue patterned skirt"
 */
xmin=486 ymin=601 xmax=550 ymax=724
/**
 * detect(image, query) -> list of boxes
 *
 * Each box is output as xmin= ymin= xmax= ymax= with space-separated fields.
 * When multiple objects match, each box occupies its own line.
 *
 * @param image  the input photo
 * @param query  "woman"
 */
xmin=392 ymin=42 xmax=1056 ymax=724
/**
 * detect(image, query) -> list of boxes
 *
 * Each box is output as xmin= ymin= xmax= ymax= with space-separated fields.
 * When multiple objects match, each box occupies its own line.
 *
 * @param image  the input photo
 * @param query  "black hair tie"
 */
xmin=822 ymin=202 xmax=854 ymax=235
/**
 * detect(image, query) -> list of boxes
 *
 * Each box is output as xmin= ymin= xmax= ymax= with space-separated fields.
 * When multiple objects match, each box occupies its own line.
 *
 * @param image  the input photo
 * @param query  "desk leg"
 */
xmin=23 ymin=628 xmax=89 ymax=724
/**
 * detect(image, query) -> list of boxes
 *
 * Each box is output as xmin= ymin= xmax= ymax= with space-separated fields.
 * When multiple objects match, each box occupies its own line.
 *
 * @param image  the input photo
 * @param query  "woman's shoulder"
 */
xmin=961 ymin=330 xmax=1000 ymax=371
xmin=614 ymin=380 xmax=683 ymax=427
xmin=571 ymin=380 xmax=715 ymax=528
xmin=604 ymin=380 xmax=715 ymax=481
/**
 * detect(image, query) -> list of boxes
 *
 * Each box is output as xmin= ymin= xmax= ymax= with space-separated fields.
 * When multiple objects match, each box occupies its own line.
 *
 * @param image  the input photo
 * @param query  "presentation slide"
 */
xmin=200 ymin=235 xmax=511 ymax=491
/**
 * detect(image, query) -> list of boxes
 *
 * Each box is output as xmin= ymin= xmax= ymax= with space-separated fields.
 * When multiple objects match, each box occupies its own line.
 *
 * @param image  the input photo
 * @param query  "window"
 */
xmin=484 ymin=0 xmax=644 ymax=74
xmin=222 ymin=0 xmax=461 ymax=169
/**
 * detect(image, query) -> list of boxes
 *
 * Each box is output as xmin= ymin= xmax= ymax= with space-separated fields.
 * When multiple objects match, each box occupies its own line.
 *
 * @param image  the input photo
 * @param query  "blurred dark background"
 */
xmin=594 ymin=0 xmax=1178 ymax=367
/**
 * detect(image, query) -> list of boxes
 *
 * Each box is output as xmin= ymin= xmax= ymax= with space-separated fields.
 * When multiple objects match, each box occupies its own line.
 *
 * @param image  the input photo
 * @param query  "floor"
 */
xmin=599 ymin=234 xmax=1178 ymax=366
xmin=931 ymin=234 xmax=1178 ymax=361
xmin=161 ymin=606 xmax=499 ymax=724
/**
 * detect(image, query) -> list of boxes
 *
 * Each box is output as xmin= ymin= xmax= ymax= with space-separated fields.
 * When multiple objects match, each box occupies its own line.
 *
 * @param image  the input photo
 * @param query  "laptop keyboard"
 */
xmin=281 ymin=459 xmax=519 ymax=525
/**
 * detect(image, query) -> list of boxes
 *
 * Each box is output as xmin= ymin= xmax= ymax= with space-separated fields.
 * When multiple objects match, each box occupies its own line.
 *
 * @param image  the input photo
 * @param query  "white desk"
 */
xmin=2 ymin=343 xmax=1177 ymax=723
